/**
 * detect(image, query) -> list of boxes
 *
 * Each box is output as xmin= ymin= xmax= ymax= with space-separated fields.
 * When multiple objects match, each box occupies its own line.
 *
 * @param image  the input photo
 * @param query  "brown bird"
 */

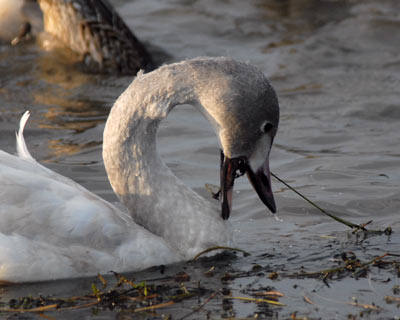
xmin=38 ymin=0 xmax=154 ymax=74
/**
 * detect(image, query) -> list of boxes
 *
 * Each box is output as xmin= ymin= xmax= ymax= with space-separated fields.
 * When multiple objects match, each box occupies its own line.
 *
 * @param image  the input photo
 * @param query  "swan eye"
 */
xmin=262 ymin=121 xmax=273 ymax=134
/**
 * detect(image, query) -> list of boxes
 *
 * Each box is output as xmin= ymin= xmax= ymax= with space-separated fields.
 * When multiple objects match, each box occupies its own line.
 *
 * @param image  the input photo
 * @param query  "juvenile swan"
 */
xmin=0 ymin=57 xmax=279 ymax=282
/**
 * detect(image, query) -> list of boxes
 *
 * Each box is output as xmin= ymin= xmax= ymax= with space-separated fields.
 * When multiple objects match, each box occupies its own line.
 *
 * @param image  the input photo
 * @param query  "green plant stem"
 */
xmin=271 ymin=172 xmax=366 ymax=231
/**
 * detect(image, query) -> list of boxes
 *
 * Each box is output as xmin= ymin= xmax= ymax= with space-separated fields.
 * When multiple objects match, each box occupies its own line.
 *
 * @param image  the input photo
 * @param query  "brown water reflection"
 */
xmin=257 ymin=0 xmax=352 ymax=51
xmin=31 ymin=52 xmax=112 ymax=157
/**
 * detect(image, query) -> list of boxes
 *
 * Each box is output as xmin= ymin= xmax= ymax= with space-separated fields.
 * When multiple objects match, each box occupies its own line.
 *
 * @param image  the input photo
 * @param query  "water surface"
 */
xmin=0 ymin=0 xmax=399 ymax=318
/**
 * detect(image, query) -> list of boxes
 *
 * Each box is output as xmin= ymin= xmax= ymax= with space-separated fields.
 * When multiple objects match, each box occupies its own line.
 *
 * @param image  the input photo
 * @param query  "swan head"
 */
xmin=194 ymin=58 xmax=279 ymax=220
xmin=218 ymin=91 xmax=279 ymax=220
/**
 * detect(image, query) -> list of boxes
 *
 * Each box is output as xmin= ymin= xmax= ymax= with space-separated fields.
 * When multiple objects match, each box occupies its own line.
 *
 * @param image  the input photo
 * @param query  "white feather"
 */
xmin=16 ymin=111 xmax=34 ymax=160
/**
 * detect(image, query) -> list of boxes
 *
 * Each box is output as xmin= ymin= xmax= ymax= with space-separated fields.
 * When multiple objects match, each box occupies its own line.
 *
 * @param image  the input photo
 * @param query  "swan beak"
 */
xmin=246 ymin=159 xmax=276 ymax=214
xmin=220 ymin=151 xmax=276 ymax=220
xmin=220 ymin=153 xmax=245 ymax=220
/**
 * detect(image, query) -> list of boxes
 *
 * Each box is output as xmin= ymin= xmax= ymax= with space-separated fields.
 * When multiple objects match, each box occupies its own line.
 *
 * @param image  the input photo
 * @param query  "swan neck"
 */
xmin=103 ymin=63 xmax=233 ymax=256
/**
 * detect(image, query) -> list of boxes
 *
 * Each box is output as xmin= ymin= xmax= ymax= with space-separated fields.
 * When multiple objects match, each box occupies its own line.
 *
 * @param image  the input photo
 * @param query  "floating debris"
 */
xmin=193 ymin=246 xmax=250 ymax=261
xmin=223 ymin=295 xmax=285 ymax=306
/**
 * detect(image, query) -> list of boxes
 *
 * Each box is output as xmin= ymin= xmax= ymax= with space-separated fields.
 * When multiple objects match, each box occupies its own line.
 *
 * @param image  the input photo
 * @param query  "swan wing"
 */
xmin=0 ymin=150 xmax=179 ymax=282
xmin=0 ymin=113 xmax=179 ymax=282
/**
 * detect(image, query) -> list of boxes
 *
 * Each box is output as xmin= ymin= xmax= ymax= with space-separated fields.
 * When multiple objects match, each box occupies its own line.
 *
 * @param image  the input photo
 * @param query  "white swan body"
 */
xmin=0 ymin=114 xmax=179 ymax=282
xmin=0 ymin=57 xmax=279 ymax=282
xmin=0 ymin=0 xmax=25 ymax=42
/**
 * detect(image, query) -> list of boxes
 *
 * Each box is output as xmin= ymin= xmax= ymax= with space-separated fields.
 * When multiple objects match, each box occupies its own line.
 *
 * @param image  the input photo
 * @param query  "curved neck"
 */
xmin=103 ymin=61 xmax=231 ymax=257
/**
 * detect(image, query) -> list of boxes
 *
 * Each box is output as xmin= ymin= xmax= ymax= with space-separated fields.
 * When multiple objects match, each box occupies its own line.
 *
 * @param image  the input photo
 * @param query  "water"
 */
xmin=0 ymin=0 xmax=400 ymax=318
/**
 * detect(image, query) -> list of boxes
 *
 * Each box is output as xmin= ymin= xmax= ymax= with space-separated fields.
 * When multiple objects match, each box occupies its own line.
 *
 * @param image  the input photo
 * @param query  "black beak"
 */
xmin=220 ymin=151 xmax=246 ymax=220
xmin=220 ymin=150 xmax=276 ymax=220
xmin=245 ymin=158 xmax=276 ymax=214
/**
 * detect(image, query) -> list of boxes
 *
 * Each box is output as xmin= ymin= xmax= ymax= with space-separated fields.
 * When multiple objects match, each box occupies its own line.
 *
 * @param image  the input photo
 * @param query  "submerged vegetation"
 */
xmin=0 ymin=265 xmax=286 ymax=318
xmin=0 ymin=243 xmax=398 ymax=319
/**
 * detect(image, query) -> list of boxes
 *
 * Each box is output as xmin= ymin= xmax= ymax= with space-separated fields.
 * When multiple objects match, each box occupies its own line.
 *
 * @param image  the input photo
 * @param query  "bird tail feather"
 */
xmin=16 ymin=111 xmax=34 ymax=160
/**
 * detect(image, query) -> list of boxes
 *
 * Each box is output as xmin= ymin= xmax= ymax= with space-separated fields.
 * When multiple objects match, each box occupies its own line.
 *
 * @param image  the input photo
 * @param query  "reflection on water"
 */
xmin=47 ymin=138 xmax=102 ymax=159
xmin=255 ymin=0 xmax=352 ymax=52
xmin=0 ymin=31 xmax=129 ymax=158
xmin=258 ymin=0 xmax=350 ymax=22
xmin=0 ymin=0 xmax=400 ymax=318
xmin=34 ymin=48 xmax=90 ymax=90
xmin=31 ymin=51 xmax=114 ymax=157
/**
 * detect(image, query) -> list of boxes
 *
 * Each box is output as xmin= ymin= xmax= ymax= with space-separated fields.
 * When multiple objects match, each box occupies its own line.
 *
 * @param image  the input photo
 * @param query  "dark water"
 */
xmin=0 ymin=0 xmax=400 ymax=318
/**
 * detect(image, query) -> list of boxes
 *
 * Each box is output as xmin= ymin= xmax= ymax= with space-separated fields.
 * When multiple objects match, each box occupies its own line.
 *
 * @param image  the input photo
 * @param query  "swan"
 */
xmin=37 ymin=0 xmax=154 ymax=74
xmin=0 ymin=57 xmax=279 ymax=282
xmin=0 ymin=0 xmax=38 ymax=43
